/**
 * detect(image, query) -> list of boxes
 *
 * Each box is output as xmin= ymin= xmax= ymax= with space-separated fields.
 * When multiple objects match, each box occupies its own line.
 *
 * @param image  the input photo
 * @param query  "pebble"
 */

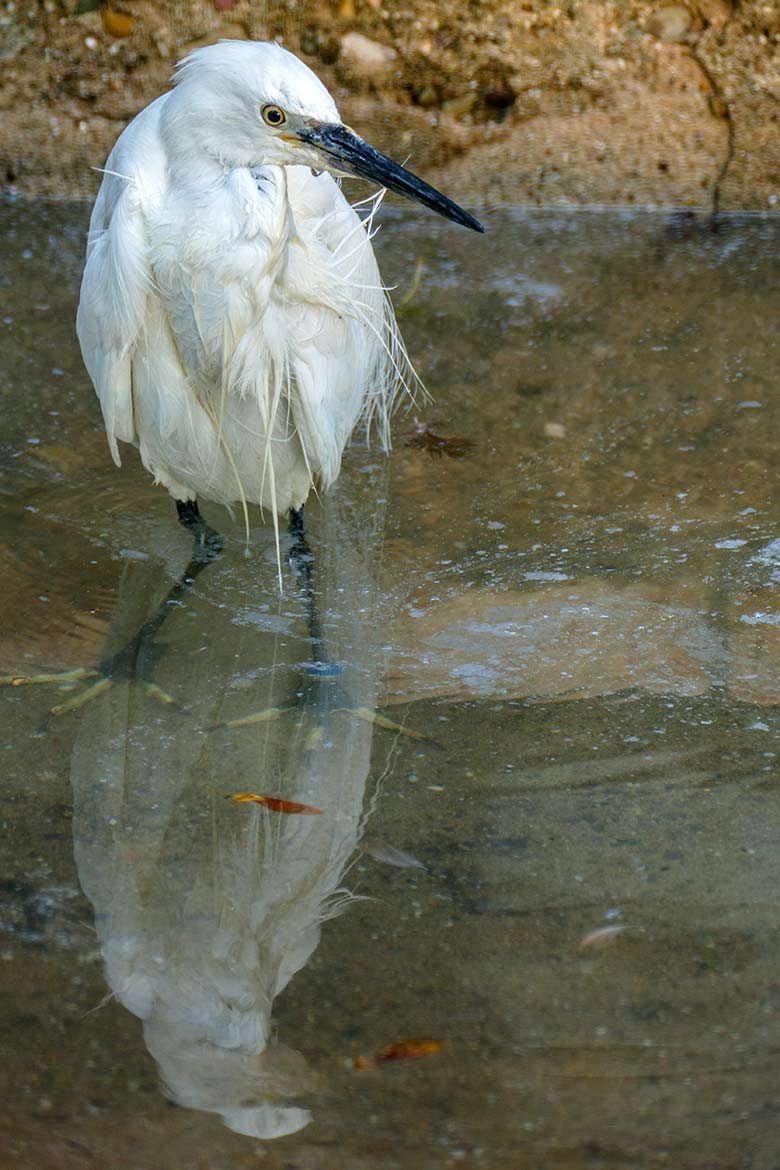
xmin=102 ymin=7 xmax=134 ymax=38
xmin=647 ymin=4 xmax=693 ymax=42
xmin=543 ymin=421 xmax=566 ymax=439
xmin=442 ymin=91 xmax=478 ymax=118
xmin=415 ymin=83 xmax=440 ymax=109
xmin=339 ymin=32 xmax=397 ymax=80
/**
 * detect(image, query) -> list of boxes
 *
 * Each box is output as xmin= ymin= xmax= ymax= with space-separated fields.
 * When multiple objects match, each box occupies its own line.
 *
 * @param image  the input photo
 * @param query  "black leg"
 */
xmin=98 ymin=498 xmax=224 ymax=681
xmin=176 ymin=498 xmax=224 ymax=569
xmin=287 ymin=505 xmax=329 ymax=670
xmin=22 ymin=498 xmax=227 ymax=728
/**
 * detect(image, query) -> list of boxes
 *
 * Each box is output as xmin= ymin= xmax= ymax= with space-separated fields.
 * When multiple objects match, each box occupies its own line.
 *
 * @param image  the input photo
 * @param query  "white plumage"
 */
xmin=77 ymin=42 xmax=411 ymax=527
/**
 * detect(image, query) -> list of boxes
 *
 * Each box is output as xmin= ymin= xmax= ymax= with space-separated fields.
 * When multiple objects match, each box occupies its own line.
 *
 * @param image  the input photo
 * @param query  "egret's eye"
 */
xmin=261 ymin=104 xmax=286 ymax=128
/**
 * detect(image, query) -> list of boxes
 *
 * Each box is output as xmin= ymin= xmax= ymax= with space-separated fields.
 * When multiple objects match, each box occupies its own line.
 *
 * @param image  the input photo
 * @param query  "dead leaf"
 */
xmin=223 ymin=793 xmax=323 ymax=815
xmin=405 ymin=423 xmax=475 ymax=459
xmin=355 ymin=1038 xmax=443 ymax=1070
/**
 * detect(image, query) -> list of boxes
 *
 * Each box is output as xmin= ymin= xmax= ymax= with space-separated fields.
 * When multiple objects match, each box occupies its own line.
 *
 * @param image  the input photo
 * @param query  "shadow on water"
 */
xmin=7 ymin=200 xmax=780 ymax=1167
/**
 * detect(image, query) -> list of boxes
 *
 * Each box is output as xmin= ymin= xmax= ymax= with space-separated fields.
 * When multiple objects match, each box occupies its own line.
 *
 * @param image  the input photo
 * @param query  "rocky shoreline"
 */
xmin=1 ymin=2 xmax=778 ymax=210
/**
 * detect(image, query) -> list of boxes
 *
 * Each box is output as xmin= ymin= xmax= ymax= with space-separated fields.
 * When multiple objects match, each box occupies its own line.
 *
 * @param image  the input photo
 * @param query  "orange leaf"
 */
xmin=355 ymin=1038 xmax=443 ymax=1070
xmin=224 ymin=793 xmax=323 ymax=815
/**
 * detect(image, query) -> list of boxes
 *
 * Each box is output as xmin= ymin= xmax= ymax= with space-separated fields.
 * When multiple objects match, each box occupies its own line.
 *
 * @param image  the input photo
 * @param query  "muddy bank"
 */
xmin=1 ymin=1 xmax=780 ymax=209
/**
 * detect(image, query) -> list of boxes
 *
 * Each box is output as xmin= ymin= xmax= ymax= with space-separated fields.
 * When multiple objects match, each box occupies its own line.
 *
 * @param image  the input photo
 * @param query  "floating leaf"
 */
xmin=405 ymin=422 xmax=475 ymax=459
xmin=579 ymin=925 xmax=625 ymax=950
xmin=364 ymin=841 xmax=426 ymax=870
xmin=223 ymin=793 xmax=323 ymax=815
xmin=355 ymin=1038 xmax=443 ymax=1070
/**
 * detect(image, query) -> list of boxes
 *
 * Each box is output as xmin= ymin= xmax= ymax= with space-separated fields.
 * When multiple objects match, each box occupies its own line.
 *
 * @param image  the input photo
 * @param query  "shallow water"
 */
xmin=3 ymin=199 xmax=780 ymax=1168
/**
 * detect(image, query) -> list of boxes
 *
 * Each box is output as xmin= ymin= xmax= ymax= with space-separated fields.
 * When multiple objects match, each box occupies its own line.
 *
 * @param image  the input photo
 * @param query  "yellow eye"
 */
xmin=262 ymin=104 xmax=286 ymax=128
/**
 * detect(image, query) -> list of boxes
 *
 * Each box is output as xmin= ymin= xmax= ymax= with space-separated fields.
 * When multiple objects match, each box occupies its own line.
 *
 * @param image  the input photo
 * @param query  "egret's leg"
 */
xmin=93 ymin=497 xmax=224 ymax=681
xmin=212 ymin=506 xmax=431 ymax=744
xmin=209 ymin=505 xmax=331 ymax=733
xmin=176 ymin=499 xmax=224 ymax=568
xmin=287 ymin=505 xmax=329 ymax=668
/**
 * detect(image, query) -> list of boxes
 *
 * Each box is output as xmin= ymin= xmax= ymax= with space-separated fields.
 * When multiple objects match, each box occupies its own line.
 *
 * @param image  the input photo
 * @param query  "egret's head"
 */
xmin=168 ymin=40 xmax=484 ymax=233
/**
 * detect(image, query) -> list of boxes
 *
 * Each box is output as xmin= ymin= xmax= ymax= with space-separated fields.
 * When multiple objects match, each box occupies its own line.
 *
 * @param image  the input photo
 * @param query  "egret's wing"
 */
xmin=285 ymin=312 xmax=368 ymax=487
xmin=282 ymin=169 xmax=396 ymax=488
xmin=76 ymin=172 xmax=152 ymax=465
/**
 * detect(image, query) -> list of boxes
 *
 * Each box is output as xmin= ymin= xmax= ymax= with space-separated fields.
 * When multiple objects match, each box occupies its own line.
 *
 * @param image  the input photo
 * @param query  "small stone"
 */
xmin=415 ymin=84 xmax=440 ymax=109
xmin=647 ymin=5 xmax=693 ymax=42
xmin=339 ymin=32 xmax=397 ymax=80
xmin=299 ymin=26 xmax=319 ymax=56
xmin=697 ymin=0 xmax=731 ymax=30
xmin=709 ymin=94 xmax=729 ymax=119
xmin=184 ymin=22 xmax=249 ymax=51
xmin=442 ymin=91 xmax=478 ymax=118
xmin=544 ymin=421 xmax=566 ymax=439
xmin=102 ymin=7 xmax=134 ymax=38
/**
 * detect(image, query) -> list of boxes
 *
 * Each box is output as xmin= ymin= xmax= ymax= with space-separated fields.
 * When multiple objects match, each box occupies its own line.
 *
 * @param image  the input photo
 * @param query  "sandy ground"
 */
xmin=2 ymin=1 xmax=780 ymax=210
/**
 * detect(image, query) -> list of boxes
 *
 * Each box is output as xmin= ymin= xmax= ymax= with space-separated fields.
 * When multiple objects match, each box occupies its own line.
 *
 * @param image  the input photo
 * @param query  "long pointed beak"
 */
xmin=299 ymin=123 xmax=485 ymax=234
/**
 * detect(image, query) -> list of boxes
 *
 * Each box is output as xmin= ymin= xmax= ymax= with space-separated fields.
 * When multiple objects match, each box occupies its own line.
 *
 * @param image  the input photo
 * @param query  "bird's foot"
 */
xmin=337 ymin=705 xmax=441 ymax=747
xmin=1 ymin=661 xmax=178 ymax=732
xmin=211 ymin=688 xmax=436 ymax=746
xmin=1 ymin=667 xmax=100 ymax=689
xmin=210 ymin=699 xmax=300 ymax=731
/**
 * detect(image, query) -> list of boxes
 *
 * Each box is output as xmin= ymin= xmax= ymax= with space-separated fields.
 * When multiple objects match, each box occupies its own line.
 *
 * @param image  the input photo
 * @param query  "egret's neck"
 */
xmin=160 ymin=85 xmax=264 ymax=182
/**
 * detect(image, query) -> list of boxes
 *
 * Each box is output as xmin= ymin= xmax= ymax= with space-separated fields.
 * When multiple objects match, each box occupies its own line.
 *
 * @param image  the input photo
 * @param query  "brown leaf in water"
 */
xmin=355 ymin=1038 xmax=443 ymax=1070
xmin=224 ymin=793 xmax=323 ymax=815
xmin=405 ymin=422 xmax=475 ymax=459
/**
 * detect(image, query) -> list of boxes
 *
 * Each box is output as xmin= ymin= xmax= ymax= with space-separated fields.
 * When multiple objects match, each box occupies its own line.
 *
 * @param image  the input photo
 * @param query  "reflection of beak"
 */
xmin=299 ymin=122 xmax=485 ymax=233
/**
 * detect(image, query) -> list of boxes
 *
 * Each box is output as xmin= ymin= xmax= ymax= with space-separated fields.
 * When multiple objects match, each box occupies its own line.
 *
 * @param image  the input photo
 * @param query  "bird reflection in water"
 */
xmin=69 ymin=484 xmax=396 ymax=1140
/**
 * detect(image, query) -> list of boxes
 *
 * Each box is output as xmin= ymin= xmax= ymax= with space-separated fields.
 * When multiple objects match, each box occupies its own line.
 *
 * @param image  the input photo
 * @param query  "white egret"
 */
xmin=76 ymin=39 xmax=484 ymax=580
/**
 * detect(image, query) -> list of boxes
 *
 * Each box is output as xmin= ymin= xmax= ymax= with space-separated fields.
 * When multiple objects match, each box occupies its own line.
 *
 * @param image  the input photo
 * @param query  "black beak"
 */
xmin=300 ymin=122 xmax=485 ymax=234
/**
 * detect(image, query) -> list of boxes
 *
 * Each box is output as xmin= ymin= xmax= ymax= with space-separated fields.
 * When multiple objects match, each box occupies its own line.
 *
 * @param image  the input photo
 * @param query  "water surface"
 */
xmin=3 ymin=200 xmax=780 ymax=1168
